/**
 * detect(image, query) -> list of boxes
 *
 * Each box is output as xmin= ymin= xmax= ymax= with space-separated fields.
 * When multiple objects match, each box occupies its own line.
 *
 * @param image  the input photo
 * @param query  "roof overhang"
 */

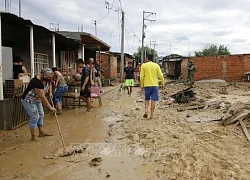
xmin=80 ymin=33 xmax=110 ymax=51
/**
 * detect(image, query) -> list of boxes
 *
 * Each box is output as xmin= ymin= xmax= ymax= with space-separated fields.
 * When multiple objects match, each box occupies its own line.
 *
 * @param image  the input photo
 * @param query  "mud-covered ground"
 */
xmin=1 ymin=82 xmax=250 ymax=180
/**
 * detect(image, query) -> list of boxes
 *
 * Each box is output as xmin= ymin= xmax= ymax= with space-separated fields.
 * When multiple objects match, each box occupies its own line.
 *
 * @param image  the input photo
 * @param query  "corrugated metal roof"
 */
xmin=1 ymin=12 xmax=81 ymax=47
xmin=58 ymin=31 xmax=110 ymax=51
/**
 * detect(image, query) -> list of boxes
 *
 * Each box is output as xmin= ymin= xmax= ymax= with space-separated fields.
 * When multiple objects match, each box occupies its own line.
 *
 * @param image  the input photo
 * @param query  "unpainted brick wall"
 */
xmin=185 ymin=54 xmax=250 ymax=82
xmin=99 ymin=54 xmax=110 ymax=79
xmin=110 ymin=56 xmax=117 ymax=79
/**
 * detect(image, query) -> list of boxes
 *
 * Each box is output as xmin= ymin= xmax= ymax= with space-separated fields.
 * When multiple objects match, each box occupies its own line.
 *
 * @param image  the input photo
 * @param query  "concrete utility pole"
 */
xmin=120 ymin=11 xmax=125 ymax=82
xmin=49 ymin=23 xmax=59 ymax=31
xmin=91 ymin=20 xmax=97 ymax=37
xmin=150 ymin=40 xmax=157 ymax=61
xmin=141 ymin=10 xmax=156 ymax=63
xmin=5 ymin=0 xmax=11 ymax=13
xmin=19 ymin=0 xmax=21 ymax=17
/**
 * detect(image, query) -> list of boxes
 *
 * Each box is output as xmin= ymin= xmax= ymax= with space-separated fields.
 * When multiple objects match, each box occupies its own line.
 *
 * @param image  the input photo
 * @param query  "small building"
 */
xmin=115 ymin=52 xmax=135 ymax=78
xmin=162 ymin=54 xmax=185 ymax=80
xmin=98 ymin=52 xmax=118 ymax=79
xmin=0 ymin=12 xmax=83 ymax=99
xmin=0 ymin=12 xmax=82 ymax=129
xmin=58 ymin=31 xmax=110 ymax=62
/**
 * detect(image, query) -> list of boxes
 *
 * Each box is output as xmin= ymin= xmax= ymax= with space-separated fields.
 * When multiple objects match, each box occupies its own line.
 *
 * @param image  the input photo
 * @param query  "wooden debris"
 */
xmin=239 ymin=118 xmax=250 ymax=142
xmin=222 ymin=109 xmax=249 ymax=126
xmin=171 ymin=87 xmax=196 ymax=104
xmin=228 ymin=101 xmax=245 ymax=115
xmin=177 ymin=105 xmax=205 ymax=112
xmin=222 ymin=101 xmax=249 ymax=126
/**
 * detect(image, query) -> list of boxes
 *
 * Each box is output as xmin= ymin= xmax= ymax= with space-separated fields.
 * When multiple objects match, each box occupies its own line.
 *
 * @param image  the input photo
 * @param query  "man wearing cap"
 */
xmin=21 ymin=68 xmax=57 ymax=141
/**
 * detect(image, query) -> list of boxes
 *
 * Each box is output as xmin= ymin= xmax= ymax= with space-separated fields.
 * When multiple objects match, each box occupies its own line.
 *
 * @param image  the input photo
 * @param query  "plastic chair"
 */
xmin=90 ymin=86 xmax=104 ymax=107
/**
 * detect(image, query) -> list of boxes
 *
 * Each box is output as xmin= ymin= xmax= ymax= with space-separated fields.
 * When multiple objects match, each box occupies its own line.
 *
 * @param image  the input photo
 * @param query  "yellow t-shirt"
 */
xmin=140 ymin=61 xmax=164 ymax=87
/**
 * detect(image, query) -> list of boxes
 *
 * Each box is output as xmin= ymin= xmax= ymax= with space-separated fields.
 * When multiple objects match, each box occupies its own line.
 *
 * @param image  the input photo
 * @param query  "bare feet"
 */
xmin=143 ymin=113 xmax=148 ymax=118
xmin=38 ymin=132 xmax=53 ymax=137
xmin=31 ymin=135 xmax=38 ymax=141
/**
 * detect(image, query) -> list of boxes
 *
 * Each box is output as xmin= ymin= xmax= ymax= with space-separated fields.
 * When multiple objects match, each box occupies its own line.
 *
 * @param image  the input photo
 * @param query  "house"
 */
xmin=0 ymin=12 xmax=85 ymax=129
xmin=94 ymin=52 xmax=135 ymax=80
xmin=98 ymin=52 xmax=118 ymax=79
xmin=0 ymin=12 xmax=84 ymax=98
xmin=58 ymin=31 xmax=110 ymax=63
xmin=114 ymin=52 xmax=135 ymax=78
xmin=162 ymin=54 xmax=185 ymax=80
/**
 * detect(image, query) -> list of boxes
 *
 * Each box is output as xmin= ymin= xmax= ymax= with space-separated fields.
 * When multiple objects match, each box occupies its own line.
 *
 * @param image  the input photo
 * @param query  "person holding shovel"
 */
xmin=52 ymin=67 xmax=68 ymax=114
xmin=21 ymin=68 xmax=57 ymax=141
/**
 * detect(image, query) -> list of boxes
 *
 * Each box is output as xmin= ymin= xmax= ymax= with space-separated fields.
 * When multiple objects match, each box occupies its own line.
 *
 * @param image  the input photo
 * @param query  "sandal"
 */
xmin=39 ymin=132 xmax=53 ymax=137
xmin=143 ymin=113 xmax=148 ymax=118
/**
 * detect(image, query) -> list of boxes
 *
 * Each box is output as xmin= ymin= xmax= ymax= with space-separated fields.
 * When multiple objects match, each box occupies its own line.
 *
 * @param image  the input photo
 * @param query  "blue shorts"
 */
xmin=144 ymin=86 xmax=159 ymax=101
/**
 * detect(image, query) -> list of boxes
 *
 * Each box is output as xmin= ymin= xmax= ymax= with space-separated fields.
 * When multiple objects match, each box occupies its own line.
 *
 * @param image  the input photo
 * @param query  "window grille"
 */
xmin=34 ymin=53 xmax=49 ymax=75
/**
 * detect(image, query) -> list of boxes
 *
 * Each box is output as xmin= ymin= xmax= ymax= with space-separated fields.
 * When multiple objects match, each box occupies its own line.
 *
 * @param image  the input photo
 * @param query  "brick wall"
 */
xmin=110 ymin=56 xmax=117 ymax=79
xmin=99 ymin=54 xmax=110 ymax=79
xmin=185 ymin=54 xmax=250 ymax=82
xmin=99 ymin=53 xmax=118 ymax=79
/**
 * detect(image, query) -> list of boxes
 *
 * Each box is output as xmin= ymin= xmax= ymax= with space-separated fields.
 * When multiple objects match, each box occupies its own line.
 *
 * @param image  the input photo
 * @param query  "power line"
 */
xmin=118 ymin=0 xmax=123 ymax=11
xmin=96 ymin=0 xmax=117 ymax=22
xmin=105 ymin=23 xmax=120 ymax=42
xmin=125 ymin=27 xmax=131 ymax=54
xmin=124 ymin=20 xmax=140 ymax=42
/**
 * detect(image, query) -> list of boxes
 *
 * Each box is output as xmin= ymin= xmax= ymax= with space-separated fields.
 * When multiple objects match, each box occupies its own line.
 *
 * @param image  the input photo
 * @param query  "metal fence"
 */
xmin=11 ymin=94 xmax=28 ymax=129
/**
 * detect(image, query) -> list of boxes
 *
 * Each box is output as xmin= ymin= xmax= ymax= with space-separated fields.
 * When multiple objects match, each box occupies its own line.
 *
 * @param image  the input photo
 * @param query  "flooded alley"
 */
xmin=1 ymin=82 xmax=250 ymax=179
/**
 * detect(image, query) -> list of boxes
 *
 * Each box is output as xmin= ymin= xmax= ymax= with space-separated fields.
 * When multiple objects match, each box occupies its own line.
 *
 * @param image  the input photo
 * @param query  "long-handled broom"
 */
xmin=50 ymin=96 xmax=66 ymax=151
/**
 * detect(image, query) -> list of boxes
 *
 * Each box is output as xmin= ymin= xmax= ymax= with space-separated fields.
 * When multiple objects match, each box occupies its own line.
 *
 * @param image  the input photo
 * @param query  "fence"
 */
xmin=11 ymin=94 xmax=28 ymax=129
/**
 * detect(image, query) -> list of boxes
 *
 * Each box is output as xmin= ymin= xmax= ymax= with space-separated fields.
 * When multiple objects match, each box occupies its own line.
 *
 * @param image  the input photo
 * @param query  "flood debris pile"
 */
xmin=161 ymin=86 xmax=196 ymax=105
xmin=171 ymin=86 xmax=196 ymax=104
xmin=222 ymin=101 xmax=250 ymax=141
xmin=89 ymin=157 xmax=102 ymax=167
xmin=44 ymin=144 xmax=87 ymax=159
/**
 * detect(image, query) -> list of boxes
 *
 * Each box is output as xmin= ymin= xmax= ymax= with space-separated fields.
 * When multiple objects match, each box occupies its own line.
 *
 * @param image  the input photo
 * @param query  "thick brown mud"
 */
xmin=1 ymin=82 xmax=250 ymax=179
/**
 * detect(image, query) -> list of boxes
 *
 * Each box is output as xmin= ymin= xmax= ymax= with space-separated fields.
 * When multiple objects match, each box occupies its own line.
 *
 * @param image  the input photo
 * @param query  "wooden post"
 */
xmin=30 ymin=25 xmax=34 ymax=77
xmin=0 ymin=13 xmax=3 ymax=100
xmin=52 ymin=33 xmax=56 ymax=67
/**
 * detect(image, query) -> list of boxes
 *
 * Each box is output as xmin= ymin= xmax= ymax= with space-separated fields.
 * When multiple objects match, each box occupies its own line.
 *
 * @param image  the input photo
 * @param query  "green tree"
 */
xmin=133 ymin=46 xmax=158 ymax=62
xmin=194 ymin=44 xmax=230 ymax=57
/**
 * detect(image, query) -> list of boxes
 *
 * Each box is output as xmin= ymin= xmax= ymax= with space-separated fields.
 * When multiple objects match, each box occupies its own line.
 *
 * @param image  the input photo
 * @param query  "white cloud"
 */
xmin=0 ymin=0 xmax=250 ymax=57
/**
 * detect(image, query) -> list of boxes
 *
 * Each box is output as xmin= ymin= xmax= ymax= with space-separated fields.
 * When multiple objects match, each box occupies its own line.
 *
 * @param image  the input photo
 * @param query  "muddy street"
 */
xmin=1 ymin=82 xmax=250 ymax=180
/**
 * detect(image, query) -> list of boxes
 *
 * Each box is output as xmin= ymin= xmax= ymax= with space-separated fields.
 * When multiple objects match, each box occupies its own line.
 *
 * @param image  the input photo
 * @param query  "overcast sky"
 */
xmin=1 ymin=0 xmax=250 ymax=56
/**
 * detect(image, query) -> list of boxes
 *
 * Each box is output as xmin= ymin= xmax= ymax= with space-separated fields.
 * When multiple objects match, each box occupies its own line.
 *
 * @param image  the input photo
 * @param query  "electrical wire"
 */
xmin=125 ymin=20 xmax=140 ymax=42
xmin=96 ymin=0 xmax=117 ymax=22
xmin=125 ymin=26 xmax=131 ymax=54
xmin=118 ymin=0 xmax=123 ymax=11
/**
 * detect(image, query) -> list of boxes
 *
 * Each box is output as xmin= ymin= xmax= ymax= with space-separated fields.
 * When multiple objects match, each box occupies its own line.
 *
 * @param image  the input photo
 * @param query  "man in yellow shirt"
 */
xmin=140 ymin=54 xmax=164 ymax=119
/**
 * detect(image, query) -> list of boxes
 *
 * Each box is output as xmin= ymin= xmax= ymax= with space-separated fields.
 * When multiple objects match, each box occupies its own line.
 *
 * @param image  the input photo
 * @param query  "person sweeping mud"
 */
xmin=21 ymin=68 xmax=57 ymax=141
xmin=140 ymin=54 xmax=164 ymax=119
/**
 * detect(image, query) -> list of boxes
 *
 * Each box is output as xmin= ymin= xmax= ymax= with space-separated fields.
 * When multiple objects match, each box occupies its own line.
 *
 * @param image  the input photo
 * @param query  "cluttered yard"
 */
xmin=1 ymin=81 xmax=250 ymax=180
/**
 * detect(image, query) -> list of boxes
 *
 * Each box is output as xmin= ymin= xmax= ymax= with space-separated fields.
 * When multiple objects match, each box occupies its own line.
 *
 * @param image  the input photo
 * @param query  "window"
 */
xmin=34 ymin=53 xmax=49 ymax=75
